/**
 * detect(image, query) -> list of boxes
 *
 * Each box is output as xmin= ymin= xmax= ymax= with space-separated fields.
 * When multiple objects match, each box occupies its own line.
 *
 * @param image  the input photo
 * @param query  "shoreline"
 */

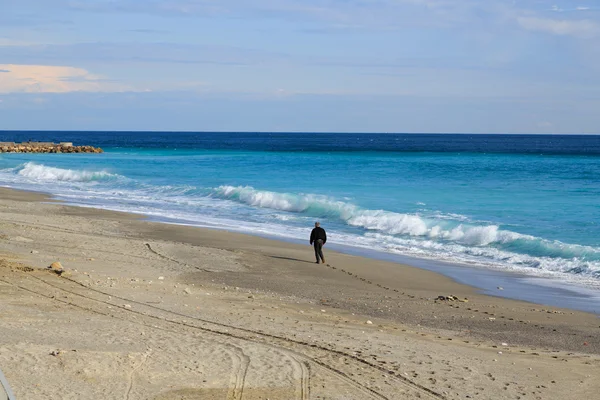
xmin=1 ymin=185 xmax=599 ymax=399
xmin=1 ymin=185 xmax=599 ymax=340
xmin=334 ymin=245 xmax=600 ymax=315
xmin=8 ymin=183 xmax=599 ymax=315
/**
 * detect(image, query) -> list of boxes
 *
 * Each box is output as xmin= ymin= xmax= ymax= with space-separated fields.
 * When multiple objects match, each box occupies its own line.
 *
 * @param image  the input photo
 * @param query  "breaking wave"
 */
xmin=12 ymin=162 xmax=121 ymax=182
xmin=213 ymin=185 xmax=357 ymax=217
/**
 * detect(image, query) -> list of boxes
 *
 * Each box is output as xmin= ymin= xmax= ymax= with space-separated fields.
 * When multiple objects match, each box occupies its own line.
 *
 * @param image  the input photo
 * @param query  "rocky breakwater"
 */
xmin=0 ymin=142 xmax=103 ymax=154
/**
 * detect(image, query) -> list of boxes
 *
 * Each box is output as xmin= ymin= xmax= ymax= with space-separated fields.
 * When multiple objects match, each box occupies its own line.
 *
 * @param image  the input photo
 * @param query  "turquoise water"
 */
xmin=0 ymin=132 xmax=599 ymax=288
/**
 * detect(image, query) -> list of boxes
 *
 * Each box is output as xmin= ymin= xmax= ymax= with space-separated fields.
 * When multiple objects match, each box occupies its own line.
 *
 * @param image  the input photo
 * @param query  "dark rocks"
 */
xmin=0 ymin=142 xmax=103 ymax=153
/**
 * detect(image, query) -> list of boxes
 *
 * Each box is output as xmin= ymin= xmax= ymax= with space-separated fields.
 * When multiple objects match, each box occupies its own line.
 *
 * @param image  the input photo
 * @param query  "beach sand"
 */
xmin=0 ymin=187 xmax=598 ymax=399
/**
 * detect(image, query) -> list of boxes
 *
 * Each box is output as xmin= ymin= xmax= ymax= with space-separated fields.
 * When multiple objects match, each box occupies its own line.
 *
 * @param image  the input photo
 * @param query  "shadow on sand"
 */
xmin=269 ymin=255 xmax=315 ymax=264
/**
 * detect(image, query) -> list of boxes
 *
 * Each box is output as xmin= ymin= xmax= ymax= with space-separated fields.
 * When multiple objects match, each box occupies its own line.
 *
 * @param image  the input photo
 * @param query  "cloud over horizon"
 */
xmin=0 ymin=64 xmax=128 ymax=93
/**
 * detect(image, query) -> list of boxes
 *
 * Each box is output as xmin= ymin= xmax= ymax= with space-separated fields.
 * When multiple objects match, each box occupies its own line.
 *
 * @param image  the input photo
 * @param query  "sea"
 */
xmin=0 ymin=132 xmax=599 ymax=294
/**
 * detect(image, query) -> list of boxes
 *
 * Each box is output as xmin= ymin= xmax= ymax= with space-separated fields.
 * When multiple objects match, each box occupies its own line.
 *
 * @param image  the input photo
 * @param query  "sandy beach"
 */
xmin=0 ymin=187 xmax=598 ymax=400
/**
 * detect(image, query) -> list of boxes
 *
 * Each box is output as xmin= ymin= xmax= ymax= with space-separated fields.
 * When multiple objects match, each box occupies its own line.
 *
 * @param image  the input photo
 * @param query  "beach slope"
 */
xmin=0 ymin=188 xmax=598 ymax=399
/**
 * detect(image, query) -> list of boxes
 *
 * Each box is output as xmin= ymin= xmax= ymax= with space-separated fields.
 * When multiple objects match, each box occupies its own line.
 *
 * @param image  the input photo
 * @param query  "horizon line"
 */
xmin=1 ymin=130 xmax=599 ymax=136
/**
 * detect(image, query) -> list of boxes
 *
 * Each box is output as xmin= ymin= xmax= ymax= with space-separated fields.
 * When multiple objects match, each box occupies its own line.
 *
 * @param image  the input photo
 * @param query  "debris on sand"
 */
xmin=435 ymin=295 xmax=468 ymax=303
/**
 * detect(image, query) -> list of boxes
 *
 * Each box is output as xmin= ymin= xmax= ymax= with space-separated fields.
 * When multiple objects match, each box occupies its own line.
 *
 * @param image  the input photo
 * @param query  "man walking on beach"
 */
xmin=310 ymin=222 xmax=327 ymax=264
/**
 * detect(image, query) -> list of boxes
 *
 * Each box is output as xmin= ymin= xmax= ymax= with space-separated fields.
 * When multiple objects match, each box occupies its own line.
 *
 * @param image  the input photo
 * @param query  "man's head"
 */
xmin=315 ymin=222 xmax=320 ymax=228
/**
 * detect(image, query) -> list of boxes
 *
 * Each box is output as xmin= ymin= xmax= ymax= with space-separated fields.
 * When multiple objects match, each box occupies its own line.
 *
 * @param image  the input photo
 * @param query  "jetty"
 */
xmin=0 ymin=142 xmax=103 ymax=154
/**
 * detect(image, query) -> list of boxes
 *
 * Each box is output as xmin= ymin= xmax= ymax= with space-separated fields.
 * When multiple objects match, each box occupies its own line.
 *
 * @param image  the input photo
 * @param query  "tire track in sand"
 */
xmin=48 ymin=272 xmax=437 ymax=399
xmin=1 ymin=270 xmax=443 ymax=400
xmin=226 ymin=347 xmax=250 ymax=400
xmin=1 ymin=275 xmax=284 ymax=400
xmin=142 ymin=244 xmax=442 ymax=399
xmin=145 ymin=243 xmax=214 ymax=273
xmin=125 ymin=349 xmax=152 ymax=400
xmin=1 ymin=274 xmax=325 ymax=400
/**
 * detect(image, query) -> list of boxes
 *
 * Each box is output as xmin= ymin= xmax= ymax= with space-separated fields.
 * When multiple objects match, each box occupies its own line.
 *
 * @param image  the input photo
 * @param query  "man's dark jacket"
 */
xmin=310 ymin=227 xmax=327 ymax=245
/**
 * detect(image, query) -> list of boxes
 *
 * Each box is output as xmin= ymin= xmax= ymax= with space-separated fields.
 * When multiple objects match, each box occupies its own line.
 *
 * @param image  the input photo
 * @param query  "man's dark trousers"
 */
xmin=314 ymin=239 xmax=325 ymax=263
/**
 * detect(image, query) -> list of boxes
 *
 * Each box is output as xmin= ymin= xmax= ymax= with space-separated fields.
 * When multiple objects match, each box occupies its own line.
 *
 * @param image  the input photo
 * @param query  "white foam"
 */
xmin=348 ymin=210 xmax=429 ymax=236
xmin=15 ymin=162 xmax=119 ymax=182
xmin=362 ymin=232 xmax=600 ymax=285
xmin=213 ymin=185 xmax=357 ymax=217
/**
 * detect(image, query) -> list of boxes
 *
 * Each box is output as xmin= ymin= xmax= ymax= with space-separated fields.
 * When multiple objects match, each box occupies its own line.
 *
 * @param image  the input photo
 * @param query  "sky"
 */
xmin=0 ymin=0 xmax=599 ymax=133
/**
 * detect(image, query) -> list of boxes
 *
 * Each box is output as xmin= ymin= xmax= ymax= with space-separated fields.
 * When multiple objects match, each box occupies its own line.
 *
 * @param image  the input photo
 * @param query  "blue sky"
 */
xmin=1 ymin=0 xmax=599 ymax=133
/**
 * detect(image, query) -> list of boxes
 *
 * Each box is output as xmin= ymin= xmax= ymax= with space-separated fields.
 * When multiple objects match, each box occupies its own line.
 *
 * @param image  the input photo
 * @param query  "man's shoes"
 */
xmin=315 ymin=261 xmax=320 ymax=264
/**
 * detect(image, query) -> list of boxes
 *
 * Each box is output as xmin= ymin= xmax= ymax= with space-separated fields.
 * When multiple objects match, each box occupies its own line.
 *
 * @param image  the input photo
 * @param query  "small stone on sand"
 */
xmin=50 ymin=261 xmax=63 ymax=271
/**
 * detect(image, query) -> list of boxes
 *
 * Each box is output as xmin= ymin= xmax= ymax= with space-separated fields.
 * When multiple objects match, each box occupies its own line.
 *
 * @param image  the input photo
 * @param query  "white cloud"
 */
xmin=517 ymin=16 xmax=600 ymax=38
xmin=551 ymin=5 xmax=593 ymax=13
xmin=0 ymin=64 xmax=129 ymax=93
